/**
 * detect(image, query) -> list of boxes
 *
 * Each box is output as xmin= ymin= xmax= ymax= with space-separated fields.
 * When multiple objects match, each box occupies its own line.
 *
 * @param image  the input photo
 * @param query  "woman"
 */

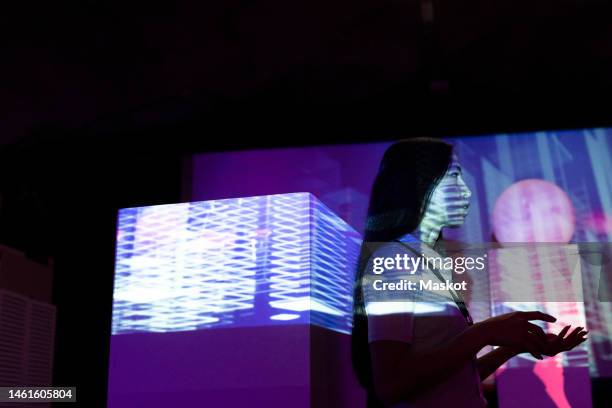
xmin=351 ymin=138 xmax=587 ymax=407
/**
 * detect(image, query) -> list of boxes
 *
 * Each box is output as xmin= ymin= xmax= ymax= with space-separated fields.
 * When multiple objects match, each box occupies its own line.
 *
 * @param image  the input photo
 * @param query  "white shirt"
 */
xmin=362 ymin=234 xmax=486 ymax=408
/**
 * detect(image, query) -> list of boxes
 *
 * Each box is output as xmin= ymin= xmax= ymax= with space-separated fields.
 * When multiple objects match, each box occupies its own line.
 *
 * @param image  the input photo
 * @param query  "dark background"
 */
xmin=2 ymin=1 xmax=612 ymax=406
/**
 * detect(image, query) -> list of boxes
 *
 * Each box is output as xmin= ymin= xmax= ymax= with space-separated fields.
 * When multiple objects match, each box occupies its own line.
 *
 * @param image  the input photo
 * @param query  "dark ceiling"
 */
xmin=3 ymin=0 xmax=612 ymax=150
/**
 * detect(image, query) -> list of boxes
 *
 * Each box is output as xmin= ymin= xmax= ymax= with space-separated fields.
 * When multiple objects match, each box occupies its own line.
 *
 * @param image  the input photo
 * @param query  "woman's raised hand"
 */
xmin=476 ymin=311 xmax=557 ymax=359
xmin=542 ymin=325 xmax=588 ymax=357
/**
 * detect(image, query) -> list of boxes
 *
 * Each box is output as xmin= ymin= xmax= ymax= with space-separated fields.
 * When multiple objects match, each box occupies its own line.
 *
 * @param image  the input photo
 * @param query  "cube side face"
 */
xmin=309 ymin=196 xmax=362 ymax=334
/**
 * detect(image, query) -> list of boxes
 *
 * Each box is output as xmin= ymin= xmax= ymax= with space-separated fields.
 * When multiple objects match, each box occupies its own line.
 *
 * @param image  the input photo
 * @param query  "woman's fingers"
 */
xmin=580 ymin=330 xmax=588 ymax=336
xmin=567 ymin=326 xmax=584 ymax=340
xmin=520 ymin=311 xmax=557 ymax=323
xmin=557 ymin=325 xmax=571 ymax=339
xmin=560 ymin=328 xmax=589 ymax=350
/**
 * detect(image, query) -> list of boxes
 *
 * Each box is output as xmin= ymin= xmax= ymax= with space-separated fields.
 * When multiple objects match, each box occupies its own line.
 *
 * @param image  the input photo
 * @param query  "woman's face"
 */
xmin=427 ymin=159 xmax=472 ymax=228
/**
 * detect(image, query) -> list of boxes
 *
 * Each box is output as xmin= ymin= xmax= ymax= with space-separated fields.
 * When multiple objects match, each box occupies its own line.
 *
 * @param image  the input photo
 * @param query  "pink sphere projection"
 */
xmin=492 ymin=179 xmax=576 ymax=243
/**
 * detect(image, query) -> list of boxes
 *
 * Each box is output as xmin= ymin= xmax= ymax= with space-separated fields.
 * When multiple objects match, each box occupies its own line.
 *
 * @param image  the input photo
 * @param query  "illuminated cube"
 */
xmin=112 ymin=192 xmax=361 ymax=335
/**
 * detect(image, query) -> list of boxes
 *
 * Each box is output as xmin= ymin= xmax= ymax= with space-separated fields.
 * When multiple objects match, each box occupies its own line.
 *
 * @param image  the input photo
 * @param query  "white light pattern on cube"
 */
xmin=112 ymin=193 xmax=361 ymax=335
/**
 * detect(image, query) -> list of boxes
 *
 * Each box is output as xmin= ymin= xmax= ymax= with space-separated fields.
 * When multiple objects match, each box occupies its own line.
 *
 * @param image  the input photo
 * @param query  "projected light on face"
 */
xmin=421 ymin=159 xmax=472 ymax=234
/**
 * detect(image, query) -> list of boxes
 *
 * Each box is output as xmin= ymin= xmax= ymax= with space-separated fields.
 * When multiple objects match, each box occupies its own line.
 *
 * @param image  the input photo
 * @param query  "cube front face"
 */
xmin=112 ymin=192 xmax=361 ymax=335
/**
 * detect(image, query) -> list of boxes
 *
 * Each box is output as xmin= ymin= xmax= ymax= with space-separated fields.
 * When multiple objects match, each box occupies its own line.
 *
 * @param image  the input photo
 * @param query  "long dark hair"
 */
xmin=351 ymin=138 xmax=453 ymax=406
